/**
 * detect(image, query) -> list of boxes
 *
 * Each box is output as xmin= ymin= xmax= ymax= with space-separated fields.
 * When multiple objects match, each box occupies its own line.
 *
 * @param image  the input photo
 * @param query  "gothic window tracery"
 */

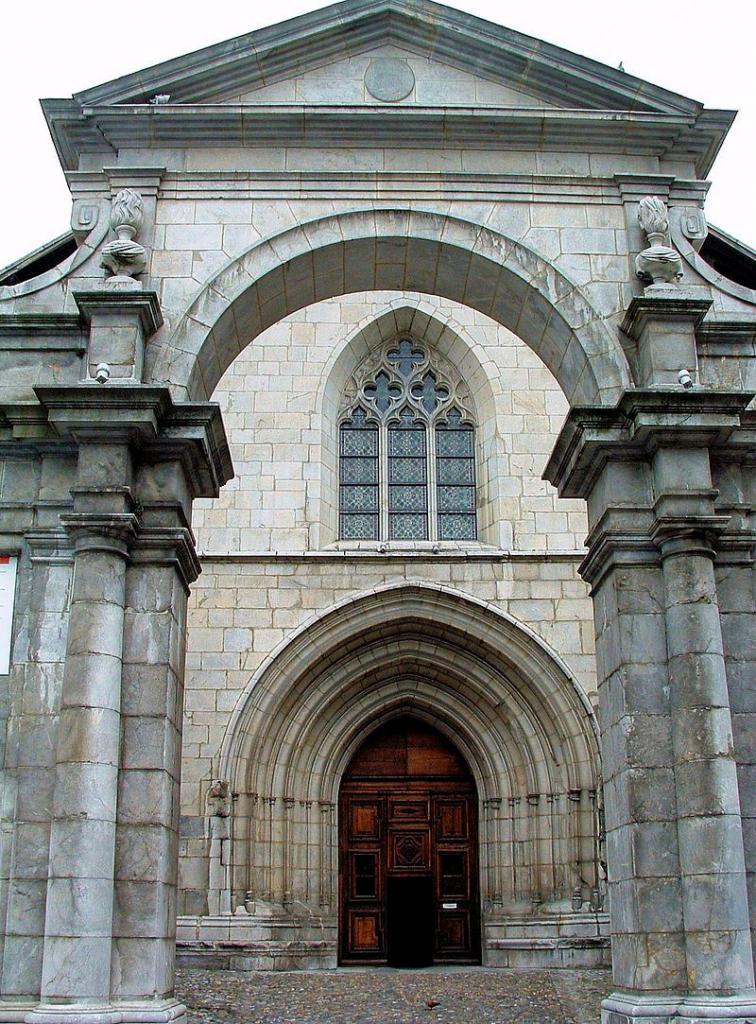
xmin=339 ymin=338 xmax=477 ymax=542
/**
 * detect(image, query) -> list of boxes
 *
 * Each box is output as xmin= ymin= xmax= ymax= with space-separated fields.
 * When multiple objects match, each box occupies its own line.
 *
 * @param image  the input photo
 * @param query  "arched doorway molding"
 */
xmin=315 ymin=297 xmax=511 ymax=547
xmin=214 ymin=582 xmax=602 ymax=950
xmin=148 ymin=208 xmax=632 ymax=406
xmin=218 ymin=580 xmax=598 ymax=786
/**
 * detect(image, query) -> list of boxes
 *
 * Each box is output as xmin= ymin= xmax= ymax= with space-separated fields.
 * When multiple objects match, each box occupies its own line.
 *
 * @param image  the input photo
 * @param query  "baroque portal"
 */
xmin=0 ymin=3 xmax=754 ymax=1024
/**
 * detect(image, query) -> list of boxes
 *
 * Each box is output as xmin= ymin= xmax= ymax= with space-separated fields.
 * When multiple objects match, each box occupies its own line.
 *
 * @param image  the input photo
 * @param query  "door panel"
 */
xmin=437 ymin=849 xmax=469 ymax=899
xmin=350 ymin=850 xmax=380 ymax=899
xmin=349 ymin=910 xmax=383 ymax=952
xmin=350 ymin=800 xmax=382 ymax=839
xmin=339 ymin=717 xmax=480 ymax=965
xmin=390 ymin=830 xmax=430 ymax=871
xmin=389 ymin=797 xmax=429 ymax=822
xmin=436 ymin=798 xmax=468 ymax=839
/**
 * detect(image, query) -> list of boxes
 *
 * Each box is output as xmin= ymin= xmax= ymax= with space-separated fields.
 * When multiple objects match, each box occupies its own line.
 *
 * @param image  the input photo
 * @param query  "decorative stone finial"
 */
xmin=635 ymin=196 xmax=683 ymax=286
xmin=100 ymin=188 xmax=147 ymax=285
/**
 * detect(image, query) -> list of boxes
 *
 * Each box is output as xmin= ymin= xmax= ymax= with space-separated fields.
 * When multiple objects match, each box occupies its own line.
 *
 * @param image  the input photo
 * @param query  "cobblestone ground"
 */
xmin=176 ymin=966 xmax=613 ymax=1024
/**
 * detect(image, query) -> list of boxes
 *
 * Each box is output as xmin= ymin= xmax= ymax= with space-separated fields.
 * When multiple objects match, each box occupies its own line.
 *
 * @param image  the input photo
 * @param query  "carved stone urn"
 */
xmin=100 ymin=188 xmax=147 ymax=285
xmin=635 ymin=195 xmax=683 ymax=285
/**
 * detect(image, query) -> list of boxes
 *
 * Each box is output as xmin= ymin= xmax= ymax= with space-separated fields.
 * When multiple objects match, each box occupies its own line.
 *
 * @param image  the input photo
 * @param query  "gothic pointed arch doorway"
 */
xmin=339 ymin=715 xmax=481 ymax=966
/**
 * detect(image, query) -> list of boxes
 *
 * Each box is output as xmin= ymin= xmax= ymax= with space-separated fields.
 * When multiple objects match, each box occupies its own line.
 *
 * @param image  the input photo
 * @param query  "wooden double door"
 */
xmin=339 ymin=717 xmax=480 ymax=966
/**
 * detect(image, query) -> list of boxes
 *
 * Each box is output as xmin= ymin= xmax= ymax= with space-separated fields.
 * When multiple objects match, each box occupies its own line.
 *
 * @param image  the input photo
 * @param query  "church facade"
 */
xmin=0 ymin=2 xmax=754 ymax=1022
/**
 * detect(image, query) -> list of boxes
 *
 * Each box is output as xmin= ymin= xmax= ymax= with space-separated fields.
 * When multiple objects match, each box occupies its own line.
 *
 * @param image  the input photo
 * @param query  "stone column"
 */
xmin=110 ymin=522 xmax=196 ymax=1015
xmin=652 ymin=447 xmax=754 ymax=1018
xmin=29 ymin=440 xmax=138 ymax=1020
xmin=581 ymin=459 xmax=688 ymax=1015
xmin=0 ymin=533 xmax=72 ymax=1012
xmin=712 ymin=457 xmax=756 ymax=969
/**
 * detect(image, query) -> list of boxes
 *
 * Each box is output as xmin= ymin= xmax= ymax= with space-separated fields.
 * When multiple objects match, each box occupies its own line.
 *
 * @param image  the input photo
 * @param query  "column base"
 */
xmin=22 ymin=1001 xmax=186 ymax=1024
xmin=0 ymin=1004 xmax=34 ymax=1023
xmin=603 ymin=992 xmax=756 ymax=1024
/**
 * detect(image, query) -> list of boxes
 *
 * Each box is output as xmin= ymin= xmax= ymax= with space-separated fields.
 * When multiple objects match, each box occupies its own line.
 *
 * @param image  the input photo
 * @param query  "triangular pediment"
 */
xmin=42 ymin=0 xmax=734 ymax=177
xmin=213 ymin=44 xmax=564 ymax=109
xmin=71 ymin=0 xmax=703 ymax=115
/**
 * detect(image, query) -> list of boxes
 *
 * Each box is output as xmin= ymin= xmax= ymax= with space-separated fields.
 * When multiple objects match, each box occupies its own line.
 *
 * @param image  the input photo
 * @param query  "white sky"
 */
xmin=1 ymin=0 xmax=754 ymax=270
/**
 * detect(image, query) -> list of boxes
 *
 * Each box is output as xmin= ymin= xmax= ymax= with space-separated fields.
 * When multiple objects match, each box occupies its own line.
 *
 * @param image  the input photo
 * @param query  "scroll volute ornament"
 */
xmin=635 ymin=195 xmax=683 ymax=285
xmin=100 ymin=188 xmax=147 ymax=283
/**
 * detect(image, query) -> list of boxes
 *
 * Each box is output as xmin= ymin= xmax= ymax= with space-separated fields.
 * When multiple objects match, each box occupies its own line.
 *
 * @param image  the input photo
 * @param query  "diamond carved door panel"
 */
xmin=390 ymin=830 xmax=430 ymax=871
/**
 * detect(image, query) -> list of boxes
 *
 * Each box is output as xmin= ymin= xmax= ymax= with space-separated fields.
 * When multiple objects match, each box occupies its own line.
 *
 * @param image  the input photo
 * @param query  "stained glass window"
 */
xmin=339 ymin=408 xmax=379 ymax=540
xmin=435 ymin=409 xmax=476 ymax=541
xmin=338 ymin=339 xmax=477 ymax=542
xmin=389 ymin=409 xmax=428 ymax=541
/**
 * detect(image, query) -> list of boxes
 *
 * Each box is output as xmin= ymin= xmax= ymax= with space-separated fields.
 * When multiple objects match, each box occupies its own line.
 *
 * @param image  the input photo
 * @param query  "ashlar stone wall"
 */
xmin=179 ymin=292 xmax=597 ymax=922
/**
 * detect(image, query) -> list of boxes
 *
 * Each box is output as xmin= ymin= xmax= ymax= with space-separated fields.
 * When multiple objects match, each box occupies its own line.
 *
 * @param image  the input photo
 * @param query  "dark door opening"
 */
xmin=387 ymin=876 xmax=434 ymax=967
xmin=339 ymin=716 xmax=481 ymax=966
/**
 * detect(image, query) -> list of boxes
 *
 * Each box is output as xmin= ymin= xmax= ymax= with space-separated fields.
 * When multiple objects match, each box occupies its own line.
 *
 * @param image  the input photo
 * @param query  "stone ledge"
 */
xmin=73 ymin=289 xmax=163 ymax=337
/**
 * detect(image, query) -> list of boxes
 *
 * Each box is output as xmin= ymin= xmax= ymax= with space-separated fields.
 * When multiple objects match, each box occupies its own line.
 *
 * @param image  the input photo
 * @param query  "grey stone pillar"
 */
xmin=110 ymin=505 xmax=199 ymax=1010
xmin=712 ymin=457 xmax=756 ymax=971
xmin=652 ymin=447 xmax=754 ymax=1017
xmin=24 ymin=438 xmax=138 ymax=1020
xmin=545 ymin=388 xmax=756 ymax=1024
xmin=16 ymin=386 xmax=231 ymax=1024
xmin=36 ymin=513 xmax=136 ymax=1011
xmin=0 ymin=534 xmax=72 ymax=1011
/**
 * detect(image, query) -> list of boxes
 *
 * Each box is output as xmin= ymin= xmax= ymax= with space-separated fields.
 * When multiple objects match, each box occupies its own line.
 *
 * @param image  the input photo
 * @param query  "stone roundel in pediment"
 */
xmin=365 ymin=58 xmax=415 ymax=102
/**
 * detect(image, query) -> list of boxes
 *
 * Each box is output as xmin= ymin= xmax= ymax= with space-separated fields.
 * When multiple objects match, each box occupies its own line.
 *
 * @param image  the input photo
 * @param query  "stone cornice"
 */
xmin=65 ymin=169 xmax=710 ymax=206
xmin=142 ymin=402 xmax=234 ymax=499
xmin=0 ymin=313 xmax=84 ymax=345
xmin=620 ymin=293 xmax=713 ymax=341
xmin=544 ymin=389 xmax=754 ymax=500
xmin=696 ymin=317 xmax=756 ymax=357
xmin=130 ymin=525 xmax=202 ymax=592
xmin=57 ymin=105 xmax=715 ymax=169
xmin=73 ymin=289 xmax=163 ymax=337
xmin=34 ymin=384 xmax=174 ymax=447
xmin=42 ymin=1 xmax=734 ymax=176
xmin=31 ymin=386 xmax=233 ymax=499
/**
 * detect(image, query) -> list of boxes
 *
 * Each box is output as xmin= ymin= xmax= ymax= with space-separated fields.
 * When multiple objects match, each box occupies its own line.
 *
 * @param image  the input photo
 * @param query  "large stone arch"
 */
xmin=211 ymin=582 xmax=604 ymax=967
xmin=148 ymin=209 xmax=632 ymax=407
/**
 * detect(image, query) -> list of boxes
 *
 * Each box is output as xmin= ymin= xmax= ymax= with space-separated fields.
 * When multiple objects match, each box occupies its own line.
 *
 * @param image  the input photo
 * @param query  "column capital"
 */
xmin=59 ymin=511 xmax=140 ymax=557
xmin=650 ymin=513 xmax=731 ymax=560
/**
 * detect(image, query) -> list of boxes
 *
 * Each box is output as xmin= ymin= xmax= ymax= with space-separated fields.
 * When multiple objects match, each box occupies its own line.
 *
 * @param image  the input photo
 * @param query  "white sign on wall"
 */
xmin=0 ymin=556 xmax=18 ymax=675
